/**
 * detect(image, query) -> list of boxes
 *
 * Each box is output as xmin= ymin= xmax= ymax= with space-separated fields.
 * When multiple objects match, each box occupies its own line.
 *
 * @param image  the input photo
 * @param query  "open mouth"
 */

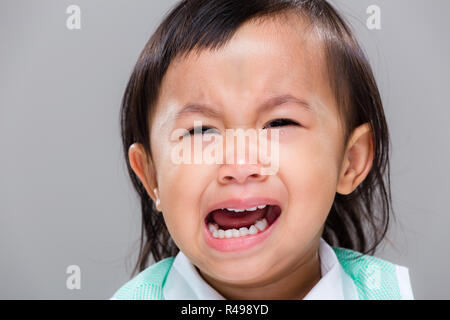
xmin=204 ymin=204 xmax=282 ymax=239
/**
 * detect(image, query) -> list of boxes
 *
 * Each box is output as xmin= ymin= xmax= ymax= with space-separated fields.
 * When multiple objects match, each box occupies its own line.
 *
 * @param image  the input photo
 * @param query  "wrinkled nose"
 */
xmin=217 ymin=128 xmax=271 ymax=184
xmin=218 ymin=162 xmax=267 ymax=184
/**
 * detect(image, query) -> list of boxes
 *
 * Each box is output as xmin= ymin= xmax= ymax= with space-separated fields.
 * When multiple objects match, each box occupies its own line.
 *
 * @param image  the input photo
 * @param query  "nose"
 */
xmin=218 ymin=162 xmax=267 ymax=185
xmin=217 ymin=127 xmax=270 ymax=185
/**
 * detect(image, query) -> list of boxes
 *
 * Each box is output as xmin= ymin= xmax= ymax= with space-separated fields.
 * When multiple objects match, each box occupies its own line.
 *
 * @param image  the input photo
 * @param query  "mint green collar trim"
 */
xmin=333 ymin=247 xmax=402 ymax=300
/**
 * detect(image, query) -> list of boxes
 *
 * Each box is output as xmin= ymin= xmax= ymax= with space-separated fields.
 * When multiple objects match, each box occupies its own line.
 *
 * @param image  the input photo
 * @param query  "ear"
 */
xmin=336 ymin=123 xmax=374 ymax=195
xmin=128 ymin=143 xmax=159 ymax=204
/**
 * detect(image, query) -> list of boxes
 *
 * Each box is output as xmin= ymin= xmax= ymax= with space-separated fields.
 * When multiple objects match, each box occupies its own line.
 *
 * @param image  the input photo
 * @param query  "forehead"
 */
xmin=156 ymin=12 xmax=335 ymax=121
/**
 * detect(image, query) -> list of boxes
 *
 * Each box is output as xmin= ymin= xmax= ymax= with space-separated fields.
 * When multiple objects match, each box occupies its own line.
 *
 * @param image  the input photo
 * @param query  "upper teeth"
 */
xmin=223 ymin=205 xmax=267 ymax=212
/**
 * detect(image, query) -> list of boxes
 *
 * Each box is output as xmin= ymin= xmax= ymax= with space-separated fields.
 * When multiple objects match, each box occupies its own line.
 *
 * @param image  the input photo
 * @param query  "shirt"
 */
xmin=163 ymin=238 xmax=414 ymax=299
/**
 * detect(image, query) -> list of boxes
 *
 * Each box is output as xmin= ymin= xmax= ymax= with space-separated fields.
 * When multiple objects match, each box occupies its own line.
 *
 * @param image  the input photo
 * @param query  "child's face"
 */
xmin=139 ymin=15 xmax=367 ymax=286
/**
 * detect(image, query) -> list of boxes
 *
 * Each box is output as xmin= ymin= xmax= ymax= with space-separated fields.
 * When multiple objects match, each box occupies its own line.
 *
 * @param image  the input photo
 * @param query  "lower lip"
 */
xmin=203 ymin=214 xmax=280 ymax=252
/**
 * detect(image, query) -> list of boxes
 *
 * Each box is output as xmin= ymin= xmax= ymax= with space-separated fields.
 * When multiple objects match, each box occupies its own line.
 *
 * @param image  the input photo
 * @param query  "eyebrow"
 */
xmin=260 ymin=94 xmax=313 ymax=113
xmin=174 ymin=94 xmax=313 ymax=120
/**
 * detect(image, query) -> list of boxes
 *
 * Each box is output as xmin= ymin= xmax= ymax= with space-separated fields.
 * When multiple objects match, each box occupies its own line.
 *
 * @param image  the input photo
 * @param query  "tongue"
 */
xmin=211 ymin=207 xmax=267 ymax=230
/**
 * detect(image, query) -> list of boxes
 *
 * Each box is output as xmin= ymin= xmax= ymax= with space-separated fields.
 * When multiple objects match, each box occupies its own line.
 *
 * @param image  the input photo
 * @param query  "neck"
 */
xmin=198 ymin=241 xmax=322 ymax=300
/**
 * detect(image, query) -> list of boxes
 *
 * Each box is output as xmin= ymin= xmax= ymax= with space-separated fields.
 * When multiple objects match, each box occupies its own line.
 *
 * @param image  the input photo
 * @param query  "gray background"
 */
xmin=0 ymin=0 xmax=449 ymax=299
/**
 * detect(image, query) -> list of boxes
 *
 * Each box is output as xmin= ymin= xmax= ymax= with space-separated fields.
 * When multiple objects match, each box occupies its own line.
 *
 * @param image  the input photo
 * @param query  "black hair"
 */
xmin=120 ymin=0 xmax=393 ymax=276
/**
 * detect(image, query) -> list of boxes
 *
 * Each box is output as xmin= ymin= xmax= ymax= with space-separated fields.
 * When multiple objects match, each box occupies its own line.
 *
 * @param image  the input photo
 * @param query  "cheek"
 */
xmin=279 ymin=131 xmax=340 ymax=230
xmin=158 ymin=158 xmax=213 ymax=250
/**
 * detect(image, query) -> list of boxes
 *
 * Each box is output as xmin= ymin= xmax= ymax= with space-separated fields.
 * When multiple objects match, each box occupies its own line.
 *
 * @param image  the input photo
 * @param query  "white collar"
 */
xmin=163 ymin=238 xmax=358 ymax=300
xmin=303 ymin=238 xmax=358 ymax=299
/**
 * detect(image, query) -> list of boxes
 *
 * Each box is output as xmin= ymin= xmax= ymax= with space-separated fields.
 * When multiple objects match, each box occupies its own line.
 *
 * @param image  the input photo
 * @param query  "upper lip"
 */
xmin=204 ymin=197 xmax=282 ymax=220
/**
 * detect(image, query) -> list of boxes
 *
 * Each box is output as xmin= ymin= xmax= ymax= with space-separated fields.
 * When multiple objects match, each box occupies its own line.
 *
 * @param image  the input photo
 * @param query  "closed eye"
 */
xmin=184 ymin=126 xmax=220 ymax=136
xmin=263 ymin=118 xmax=300 ymax=129
xmin=182 ymin=119 xmax=299 ymax=137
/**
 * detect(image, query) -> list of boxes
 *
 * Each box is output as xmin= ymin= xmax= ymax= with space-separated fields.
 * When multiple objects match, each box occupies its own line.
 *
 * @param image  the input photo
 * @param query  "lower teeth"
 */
xmin=209 ymin=218 xmax=268 ymax=239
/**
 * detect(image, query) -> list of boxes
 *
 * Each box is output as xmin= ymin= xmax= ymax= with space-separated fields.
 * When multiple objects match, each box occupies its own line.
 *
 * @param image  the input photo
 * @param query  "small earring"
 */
xmin=153 ymin=188 xmax=161 ymax=211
